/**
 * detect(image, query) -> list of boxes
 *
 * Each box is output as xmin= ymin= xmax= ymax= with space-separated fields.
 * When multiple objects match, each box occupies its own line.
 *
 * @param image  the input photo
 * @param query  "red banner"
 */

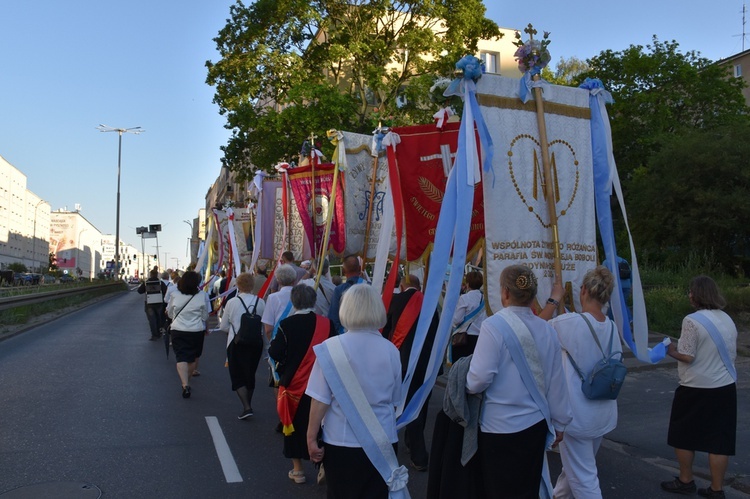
xmin=287 ymin=163 xmax=346 ymax=255
xmin=391 ymin=123 xmax=485 ymax=261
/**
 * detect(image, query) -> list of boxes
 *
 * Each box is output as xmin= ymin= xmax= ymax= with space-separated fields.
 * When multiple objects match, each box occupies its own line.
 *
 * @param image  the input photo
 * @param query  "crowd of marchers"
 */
xmin=136 ymin=254 xmax=738 ymax=499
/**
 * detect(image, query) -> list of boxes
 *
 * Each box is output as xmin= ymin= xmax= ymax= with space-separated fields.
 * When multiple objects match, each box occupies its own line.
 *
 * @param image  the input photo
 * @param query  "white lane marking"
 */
xmin=205 ymin=416 xmax=243 ymax=483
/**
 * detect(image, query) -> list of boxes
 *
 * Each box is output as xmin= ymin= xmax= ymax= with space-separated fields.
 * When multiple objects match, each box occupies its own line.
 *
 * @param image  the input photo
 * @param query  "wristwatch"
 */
xmin=547 ymin=297 xmax=559 ymax=306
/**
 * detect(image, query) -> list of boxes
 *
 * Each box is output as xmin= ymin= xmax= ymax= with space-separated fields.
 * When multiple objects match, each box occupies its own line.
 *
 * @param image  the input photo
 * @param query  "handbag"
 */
xmin=233 ymin=296 xmax=263 ymax=347
xmin=451 ymin=297 xmax=484 ymax=346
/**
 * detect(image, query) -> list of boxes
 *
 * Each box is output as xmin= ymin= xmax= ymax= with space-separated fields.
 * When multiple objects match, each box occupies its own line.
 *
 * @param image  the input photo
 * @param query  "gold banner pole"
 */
xmin=361 ymin=124 xmax=382 ymax=261
xmin=524 ymin=24 xmax=564 ymax=312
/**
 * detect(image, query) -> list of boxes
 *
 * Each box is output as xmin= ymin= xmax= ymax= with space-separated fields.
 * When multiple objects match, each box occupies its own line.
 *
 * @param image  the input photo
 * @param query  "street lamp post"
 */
xmin=183 ymin=219 xmax=193 ymax=259
xmin=31 ymin=199 xmax=45 ymax=273
xmin=77 ymin=228 xmax=88 ymax=279
xmin=97 ymin=124 xmax=144 ymax=278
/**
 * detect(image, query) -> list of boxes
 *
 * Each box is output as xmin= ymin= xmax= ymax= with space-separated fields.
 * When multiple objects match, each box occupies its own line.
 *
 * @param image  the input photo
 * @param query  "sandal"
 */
xmin=288 ymin=470 xmax=306 ymax=484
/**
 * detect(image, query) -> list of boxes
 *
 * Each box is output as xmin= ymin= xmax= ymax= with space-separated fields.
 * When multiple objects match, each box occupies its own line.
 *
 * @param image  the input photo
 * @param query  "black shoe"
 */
xmin=661 ymin=477 xmax=696 ymax=495
xmin=698 ymin=487 xmax=725 ymax=498
xmin=182 ymin=386 xmax=191 ymax=399
xmin=149 ymin=336 xmax=159 ymax=341
xmin=275 ymin=421 xmax=283 ymax=433
xmin=238 ymin=409 xmax=254 ymax=420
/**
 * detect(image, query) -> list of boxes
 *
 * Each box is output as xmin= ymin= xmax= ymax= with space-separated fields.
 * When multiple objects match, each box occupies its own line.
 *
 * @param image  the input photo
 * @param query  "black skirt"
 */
xmin=170 ymin=329 xmax=205 ymax=363
xmin=283 ymin=394 xmax=311 ymax=459
xmin=227 ymin=341 xmax=263 ymax=391
xmin=667 ymin=383 xmax=737 ymax=455
xmin=323 ymin=442 xmax=397 ymax=499
xmin=477 ymin=419 xmax=548 ymax=498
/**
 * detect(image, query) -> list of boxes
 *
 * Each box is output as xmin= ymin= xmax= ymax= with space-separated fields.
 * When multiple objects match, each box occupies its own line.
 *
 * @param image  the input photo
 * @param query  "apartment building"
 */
xmin=0 ymin=154 xmax=50 ymax=272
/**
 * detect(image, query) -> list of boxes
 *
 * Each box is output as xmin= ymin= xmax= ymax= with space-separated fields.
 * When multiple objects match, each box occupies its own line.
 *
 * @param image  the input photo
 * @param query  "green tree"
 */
xmin=583 ymin=37 xmax=749 ymax=183
xmin=629 ymin=123 xmax=750 ymax=273
xmin=8 ymin=262 xmax=27 ymax=273
xmin=206 ymin=0 xmax=500 ymax=176
xmin=540 ymin=56 xmax=589 ymax=86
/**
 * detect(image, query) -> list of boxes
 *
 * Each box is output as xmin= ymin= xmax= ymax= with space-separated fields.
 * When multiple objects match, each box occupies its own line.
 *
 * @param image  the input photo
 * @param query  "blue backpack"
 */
xmin=565 ymin=314 xmax=627 ymax=400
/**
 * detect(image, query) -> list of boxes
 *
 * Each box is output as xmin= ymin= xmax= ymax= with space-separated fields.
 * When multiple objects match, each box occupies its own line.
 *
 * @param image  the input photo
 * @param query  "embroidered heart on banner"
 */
xmin=507 ymin=135 xmax=580 ymax=228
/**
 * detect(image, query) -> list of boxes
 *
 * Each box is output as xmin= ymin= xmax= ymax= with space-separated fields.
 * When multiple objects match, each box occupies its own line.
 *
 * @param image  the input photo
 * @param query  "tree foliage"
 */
xmin=540 ymin=56 xmax=589 ymax=86
xmin=583 ymin=37 xmax=749 ymax=183
xmin=206 ymin=0 xmax=500 ymax=176
xmin=629 ymin=123 xmax=750 ymax=273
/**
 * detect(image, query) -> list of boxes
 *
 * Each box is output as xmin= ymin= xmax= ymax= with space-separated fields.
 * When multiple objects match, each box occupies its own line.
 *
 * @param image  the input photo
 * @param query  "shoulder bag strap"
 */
xmin=172 ymin=293 xmax=197 ymax=322
xmin=578 ymin=313 xmax=606 ymax=358
xmin=237 ymin=296 xmax=250 ymax=314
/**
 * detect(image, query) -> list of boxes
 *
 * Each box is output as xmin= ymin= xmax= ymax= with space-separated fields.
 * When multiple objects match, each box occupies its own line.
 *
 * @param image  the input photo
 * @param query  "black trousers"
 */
xmin=144 ymin=304 xmax=164 ymax=337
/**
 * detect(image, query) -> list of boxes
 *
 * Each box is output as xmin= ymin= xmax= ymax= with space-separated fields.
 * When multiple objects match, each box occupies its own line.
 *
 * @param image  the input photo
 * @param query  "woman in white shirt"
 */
xmin=467 ymin=264 xmax=571 ymax=497
xmin=543 ymin=266 xmax=620 ymax=499
xmin=450 ymin=271 xmax=487 ymax=361
xmin=306 ymin=284 xmax=402 ymax=499
xmin=167 ymin=270 xmax=209 ymax=399
xmin=219 ymin=272 xmax=265 ymax=419
xmin=660 ymin=276 xmax=737 ymax=499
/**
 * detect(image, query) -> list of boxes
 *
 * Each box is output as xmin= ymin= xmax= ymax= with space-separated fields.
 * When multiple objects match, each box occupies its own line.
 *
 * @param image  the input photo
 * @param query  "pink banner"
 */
xmin=287 ymin=163 xmax=346 ymax=255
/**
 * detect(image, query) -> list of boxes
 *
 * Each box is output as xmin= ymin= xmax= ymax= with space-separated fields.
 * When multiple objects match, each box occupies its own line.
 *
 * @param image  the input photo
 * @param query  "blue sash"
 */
xmin=268 ymin=300 xmax=294 ymax=383
xmin=688 ymin=311 xmax=737 ymax=382
xmin=314 ymin=338 xmax=410 ymax=498
xmin=447 ymin=297 xmax=485 ymax=365
xmin=494 ymin=310 xmax=554 ymax=499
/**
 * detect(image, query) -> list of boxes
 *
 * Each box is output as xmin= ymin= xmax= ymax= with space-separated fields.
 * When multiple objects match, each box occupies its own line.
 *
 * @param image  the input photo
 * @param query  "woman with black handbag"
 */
xmin=167 ymin=270 xmax=209 ymax=399
xmin=219 ymin=272 xmax=266 ymax=419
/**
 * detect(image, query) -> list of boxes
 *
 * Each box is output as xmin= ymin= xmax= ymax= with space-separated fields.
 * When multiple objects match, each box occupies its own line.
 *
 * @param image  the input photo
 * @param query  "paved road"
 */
xmin=0 ymin=290 xmax=747 ymax=498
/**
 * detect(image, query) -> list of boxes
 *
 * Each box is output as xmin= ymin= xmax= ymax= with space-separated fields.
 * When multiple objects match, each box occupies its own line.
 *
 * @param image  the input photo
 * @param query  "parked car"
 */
xmin=128 ymin=277 xmax=140 ymax=284
xmin=59 ymin=275 xmax=75 ymax=283
xmin=14 ymin=273 xmax=40 ymax=285
xmin=42 ymin=274 xmax=56 ymax=284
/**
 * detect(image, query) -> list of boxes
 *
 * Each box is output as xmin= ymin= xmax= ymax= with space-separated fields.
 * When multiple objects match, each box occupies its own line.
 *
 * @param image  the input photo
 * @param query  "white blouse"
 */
xmin=219 ymin=293 xmax=265 ymax=347
xmin=550 ymin=312 xmax=620 ymax=438
xmin=167 ymin=290 xmax=209 ymax=332
xmin=306 ymin=330 xmax=402 ymax=447
xmin=677 ymin=309 xmax=737 ymax=388
xmin=466 ymin=306 xmax=572 ymax=434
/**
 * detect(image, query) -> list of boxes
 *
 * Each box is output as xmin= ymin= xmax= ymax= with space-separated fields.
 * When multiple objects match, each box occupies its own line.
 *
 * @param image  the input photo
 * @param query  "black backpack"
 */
xmin=233 ymin=296 xmax=264 ymax=348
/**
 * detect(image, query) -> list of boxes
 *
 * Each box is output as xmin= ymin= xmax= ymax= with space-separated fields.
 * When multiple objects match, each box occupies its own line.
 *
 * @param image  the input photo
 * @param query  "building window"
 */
xmin=734 ymin=64 xmax=742 ymax=78
xmin=481 ymin=51 xmax=499 ymax=74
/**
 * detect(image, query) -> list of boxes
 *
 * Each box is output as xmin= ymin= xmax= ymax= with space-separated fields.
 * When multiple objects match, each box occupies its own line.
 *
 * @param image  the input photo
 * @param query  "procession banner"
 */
xmin=287 ymin=163 xmax=346 ymax=256
xmin=390 ymin=122 xmax=485 ymax=262
xmin=342 ymin=131 xmax=402 ymax=258
xmin=477 ymin=74 xmax=596 ymax=313
xmin=260 ymin=177 xmax=310 ymax=261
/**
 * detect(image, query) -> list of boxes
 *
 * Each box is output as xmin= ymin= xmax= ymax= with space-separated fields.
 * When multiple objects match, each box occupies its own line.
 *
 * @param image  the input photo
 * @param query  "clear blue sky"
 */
xmin=1 ymin=0 xmax=746 ymax=270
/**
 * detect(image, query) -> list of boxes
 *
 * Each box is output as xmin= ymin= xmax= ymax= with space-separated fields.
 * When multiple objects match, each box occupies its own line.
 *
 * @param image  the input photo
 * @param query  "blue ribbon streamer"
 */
xmin=398 ymin=55 xmax=490 ymax=428
xmin=581 ymin=78 xmax=666 ymax=363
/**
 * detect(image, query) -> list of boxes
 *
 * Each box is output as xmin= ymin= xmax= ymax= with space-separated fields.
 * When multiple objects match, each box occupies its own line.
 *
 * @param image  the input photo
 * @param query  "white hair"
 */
xmin=276 ymin=264 xmax=297 ymax=286
xmin=339 ymin=283 xmax=386 ymax=331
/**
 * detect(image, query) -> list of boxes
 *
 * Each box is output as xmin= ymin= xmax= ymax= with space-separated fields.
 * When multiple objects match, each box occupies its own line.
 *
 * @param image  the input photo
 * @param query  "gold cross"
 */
xmin=309 ymin=132 xmax=318 ymax=144
xmin=524 ymin=23 xmax=537 ymax=40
